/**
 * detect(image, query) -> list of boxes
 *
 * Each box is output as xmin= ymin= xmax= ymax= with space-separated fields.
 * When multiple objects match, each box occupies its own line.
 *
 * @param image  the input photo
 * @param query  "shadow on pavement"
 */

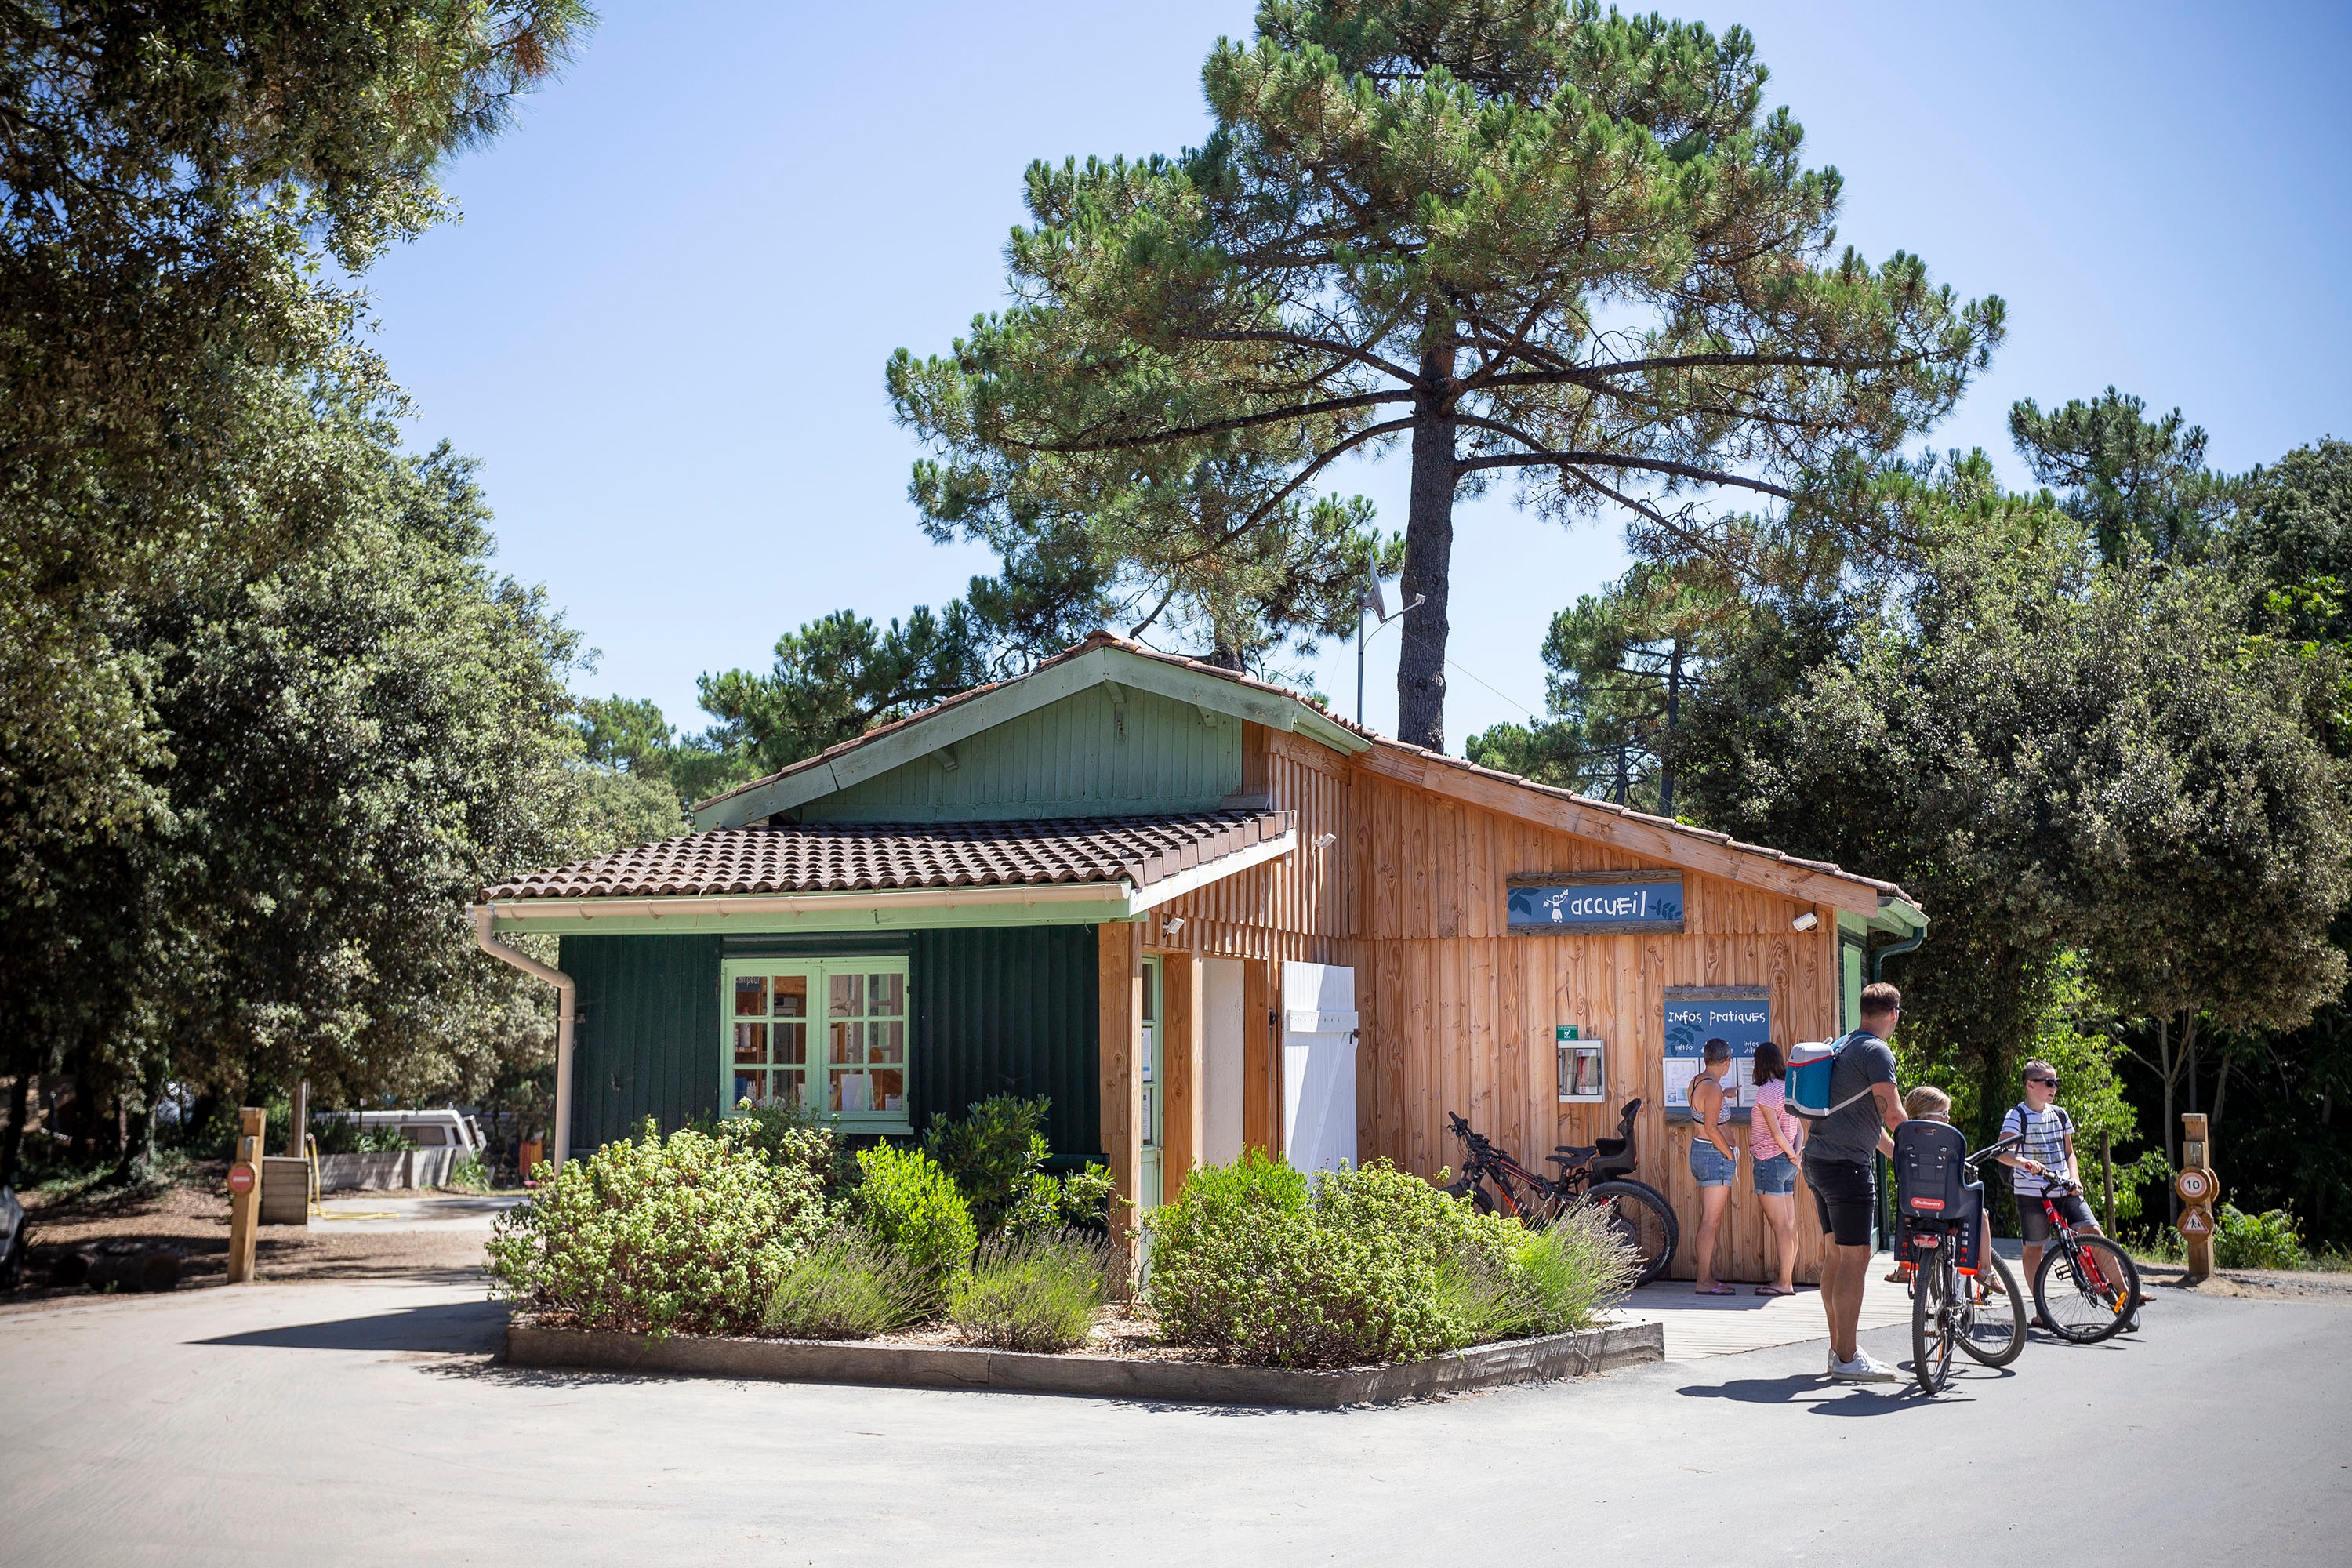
xmin=195 ymin=1299 xmax=506 ymax=1354
xmin=1673 ymin=1365 xmax=2013 ymax=1414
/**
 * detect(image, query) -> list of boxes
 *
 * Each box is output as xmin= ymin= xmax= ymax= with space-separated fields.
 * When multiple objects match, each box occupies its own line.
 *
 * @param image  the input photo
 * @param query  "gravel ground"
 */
xmin=4 ymin=1171 xmax=495 ymax=1315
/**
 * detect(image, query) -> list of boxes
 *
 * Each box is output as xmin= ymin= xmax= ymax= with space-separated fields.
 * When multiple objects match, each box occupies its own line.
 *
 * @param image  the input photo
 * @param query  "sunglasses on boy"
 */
xmin=2027 ymin=1075 xmax=2060 ymax=1088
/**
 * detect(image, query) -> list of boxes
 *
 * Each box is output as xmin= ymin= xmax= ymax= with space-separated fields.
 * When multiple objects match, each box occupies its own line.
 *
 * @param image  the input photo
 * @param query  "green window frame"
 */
xmin=723 ymin=956 xmax=913 ymax=1134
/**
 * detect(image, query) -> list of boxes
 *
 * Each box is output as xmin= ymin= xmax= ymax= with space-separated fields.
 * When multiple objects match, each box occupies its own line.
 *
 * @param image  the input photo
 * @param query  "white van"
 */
xmin=332 ymin=1109 xmax=484 ymax=1153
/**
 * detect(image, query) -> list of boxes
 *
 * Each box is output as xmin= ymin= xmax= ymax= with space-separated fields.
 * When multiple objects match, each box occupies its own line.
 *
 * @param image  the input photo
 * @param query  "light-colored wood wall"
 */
xmin=1145 ymin=724 xmax=1849 ymax=1284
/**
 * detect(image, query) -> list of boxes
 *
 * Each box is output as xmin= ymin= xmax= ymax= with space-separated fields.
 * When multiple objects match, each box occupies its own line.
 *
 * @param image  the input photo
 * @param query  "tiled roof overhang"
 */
xmin=482 ymin=810 xmax=1294 ymax=902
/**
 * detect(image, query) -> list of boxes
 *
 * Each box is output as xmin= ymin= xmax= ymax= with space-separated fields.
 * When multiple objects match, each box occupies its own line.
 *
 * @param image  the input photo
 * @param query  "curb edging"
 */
xmin=503 ymin=1319 xmax=1663 ymax=1408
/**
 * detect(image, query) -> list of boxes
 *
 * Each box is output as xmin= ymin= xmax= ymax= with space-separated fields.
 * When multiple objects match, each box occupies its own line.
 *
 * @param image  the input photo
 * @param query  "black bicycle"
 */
xmin=1444 ymin=1105 xmax=1679 ymax=1287
xmin=2024 ymin=1174 xmax=2142 ymax=1345
xmin=1896 ymin=1127 xmax=2027 ymax=1395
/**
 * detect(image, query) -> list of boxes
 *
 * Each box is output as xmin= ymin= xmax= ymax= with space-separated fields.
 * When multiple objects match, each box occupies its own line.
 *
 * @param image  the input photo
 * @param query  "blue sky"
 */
xmin=362 ymin=1 xmax=2352 ymax=752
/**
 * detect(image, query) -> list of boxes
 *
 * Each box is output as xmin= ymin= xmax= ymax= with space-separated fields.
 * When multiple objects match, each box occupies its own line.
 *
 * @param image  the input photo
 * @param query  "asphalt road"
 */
xmin=2 ymin=1276 xmax=2345 ymax=1566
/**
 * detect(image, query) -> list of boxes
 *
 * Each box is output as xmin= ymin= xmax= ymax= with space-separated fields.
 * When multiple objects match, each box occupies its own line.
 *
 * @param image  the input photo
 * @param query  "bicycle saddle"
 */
xmin=1550 ymin=1144 xmax=1597 ymax=1164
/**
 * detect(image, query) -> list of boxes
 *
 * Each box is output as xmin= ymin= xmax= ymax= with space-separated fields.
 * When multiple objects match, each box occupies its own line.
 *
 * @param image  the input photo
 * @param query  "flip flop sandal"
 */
xmin=1753 ymin=1285 xmax=1796 ymax=1296
xmin=1694 ymin=1284 xmax=1737 ymax=1295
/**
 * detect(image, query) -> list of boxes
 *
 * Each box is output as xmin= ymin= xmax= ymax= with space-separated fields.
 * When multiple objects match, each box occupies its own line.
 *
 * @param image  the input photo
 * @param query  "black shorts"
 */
xmin=2017 ymin=1189 xmax=2096 ymax=1243
xmin=1805 ymin=1156 xmax=1876 ymax=1248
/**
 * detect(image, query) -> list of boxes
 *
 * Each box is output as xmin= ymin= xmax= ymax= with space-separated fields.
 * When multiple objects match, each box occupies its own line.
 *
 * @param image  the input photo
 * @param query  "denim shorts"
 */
xmin=1689 ymin=1137 xmax=1737 ymax=1189
xmin=1751 ymin=1152 xmax=1797 ymax=1196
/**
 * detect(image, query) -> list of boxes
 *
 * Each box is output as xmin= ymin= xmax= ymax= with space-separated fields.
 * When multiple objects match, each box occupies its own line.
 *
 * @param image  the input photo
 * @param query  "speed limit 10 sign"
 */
xmin=2176 ymin=1167 xmax=2215 ymax=1204
xmin=227 ymin=1162 xmax=256 ymax=1196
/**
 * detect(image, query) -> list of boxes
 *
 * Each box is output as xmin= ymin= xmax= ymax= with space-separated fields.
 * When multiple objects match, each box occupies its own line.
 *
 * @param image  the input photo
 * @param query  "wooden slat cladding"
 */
xmin=1342 ymin=768 xmax=1843 ymax=1284
xmin=1153 ymin=724 xmax=1349 ymax=963
xmin=1141 ymin=725 xmax=1857 ymax=1283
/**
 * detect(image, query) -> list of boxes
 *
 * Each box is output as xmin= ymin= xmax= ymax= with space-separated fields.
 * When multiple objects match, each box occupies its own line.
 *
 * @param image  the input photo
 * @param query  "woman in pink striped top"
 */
xmin=1748 ymin=1042 xmax=1806 ymax=1297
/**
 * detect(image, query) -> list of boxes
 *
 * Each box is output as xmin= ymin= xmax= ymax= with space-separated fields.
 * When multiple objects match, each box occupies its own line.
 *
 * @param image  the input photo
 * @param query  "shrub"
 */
xmin=924 ymin=1095 xmax=1051 ymax=1232
xmin=2214 ymin=1204 xmax=2306 ymax=1271
xmin=686 ymin=1098 xmax=846 ymax=1189
xmin=1146 ymin=1155 xmax=1460 ymax=1368
xmin=1146 ymin=1155 xmax=1635 ymax=1368
xmin=764 ymin=1227 xmax=932 ymax=1339
xmin=447 ymin=1153 xmax=492 ymax=1193
xmin=1505 ymin=1204 xmax=1639 ymax=1333
xmin=923 ymin=1094 xmax=1116 ymax=1237
xmin=853 ymin=1144 xmax=976 ymax=1307
xmin=951 ymin=1229 xmax=1112 ymax=1352
xmin=485 ymin=1119 xmax=828 ymax=1338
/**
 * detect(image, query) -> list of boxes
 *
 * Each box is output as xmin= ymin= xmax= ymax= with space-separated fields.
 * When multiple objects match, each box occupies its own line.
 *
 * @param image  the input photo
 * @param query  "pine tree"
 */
xmin=891 ymin=0 xmax=2002 ymax=747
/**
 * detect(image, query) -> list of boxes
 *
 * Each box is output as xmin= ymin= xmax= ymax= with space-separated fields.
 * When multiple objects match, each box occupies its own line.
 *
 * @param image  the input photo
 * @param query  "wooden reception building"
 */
xmin=474 ymin=633 xmax=1925 ymax=1284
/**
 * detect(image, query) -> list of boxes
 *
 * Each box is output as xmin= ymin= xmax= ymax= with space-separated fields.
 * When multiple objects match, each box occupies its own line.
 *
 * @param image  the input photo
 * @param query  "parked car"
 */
xmin=1 ymin=1185 xmax=25 ymax=1291
xmin=330 ymin=1109 xmax=485 ymax=1153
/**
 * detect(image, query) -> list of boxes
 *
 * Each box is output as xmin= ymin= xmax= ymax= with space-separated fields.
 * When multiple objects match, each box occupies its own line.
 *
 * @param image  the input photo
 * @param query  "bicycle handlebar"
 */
xmin=1964 ymin=1131 xmax=2026 ymax=1167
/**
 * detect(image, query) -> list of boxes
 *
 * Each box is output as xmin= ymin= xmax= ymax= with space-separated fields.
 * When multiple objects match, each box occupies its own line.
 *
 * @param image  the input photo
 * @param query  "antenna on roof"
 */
xmin=1356 ymin=571 xmax=1425 ymax=729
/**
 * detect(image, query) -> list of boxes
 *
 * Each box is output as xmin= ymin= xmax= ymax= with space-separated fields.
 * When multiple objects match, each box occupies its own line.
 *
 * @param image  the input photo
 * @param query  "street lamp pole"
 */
xmin=1356 ymin=575 xmax=1425 ymax=730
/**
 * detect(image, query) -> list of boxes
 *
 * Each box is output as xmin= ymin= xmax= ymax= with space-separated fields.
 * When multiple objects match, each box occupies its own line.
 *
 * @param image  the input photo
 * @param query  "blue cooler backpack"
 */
xmin=1784 ymin=1030 xmax=1875 ymax=1122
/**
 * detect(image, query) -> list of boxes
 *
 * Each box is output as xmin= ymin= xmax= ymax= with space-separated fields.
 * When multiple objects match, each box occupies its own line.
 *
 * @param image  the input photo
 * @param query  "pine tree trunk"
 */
xmin=1396 ymin=346 xmax=1457 ymax=751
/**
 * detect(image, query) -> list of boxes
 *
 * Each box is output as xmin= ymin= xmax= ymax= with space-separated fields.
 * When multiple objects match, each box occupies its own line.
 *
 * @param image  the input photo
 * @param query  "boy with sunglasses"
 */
xmin=1998 ymin=1060 xmax=2107 ymax=1321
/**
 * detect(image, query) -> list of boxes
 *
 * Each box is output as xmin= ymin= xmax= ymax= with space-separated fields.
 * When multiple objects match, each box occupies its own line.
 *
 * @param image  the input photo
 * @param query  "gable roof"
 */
xmin=485 ymin=810 xmax=1292 ymax=901
xmin=691 ymin=632 xmax=1368 ymax=830
xmin=688 ymin=630 xmax=1919 ymax=923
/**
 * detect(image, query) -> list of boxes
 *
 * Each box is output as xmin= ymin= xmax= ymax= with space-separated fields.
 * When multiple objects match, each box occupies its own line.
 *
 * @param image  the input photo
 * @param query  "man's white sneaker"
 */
xmin=1829 ymin=1351 xmax=1898 ymax=1383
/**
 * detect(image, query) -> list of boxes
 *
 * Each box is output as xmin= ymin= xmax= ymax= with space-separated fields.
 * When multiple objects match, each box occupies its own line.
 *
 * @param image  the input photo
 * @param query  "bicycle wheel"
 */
xmin=2034 ymin=1236 xmax=2140 ymax=1344
xmin=1911 ymin=1250 xmax=1955 ymax=1394
xmin=1586 ymin=1180 xmax=1679 ymax=1287
xmin=1443 ymin=1177 xmax=1497 ymax=1215
xmin=1958 ymin=1248 xmax=2027 ymax=1368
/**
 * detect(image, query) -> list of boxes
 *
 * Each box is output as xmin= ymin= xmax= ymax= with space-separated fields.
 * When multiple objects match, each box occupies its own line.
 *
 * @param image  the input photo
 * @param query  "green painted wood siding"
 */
xmin=909 ymin=925 xmax=1102 ymax=1163
xmin=561 ymin=934 xmax=724 ymax=1155
xmin=797 ymin=686 xmax=1240 ymax=822
xmin=561 ymin=926 xmax=1102 ymax=1166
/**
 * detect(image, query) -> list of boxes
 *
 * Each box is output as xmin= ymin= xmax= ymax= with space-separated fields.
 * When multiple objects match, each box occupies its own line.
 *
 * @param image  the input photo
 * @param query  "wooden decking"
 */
xmin=1608 ymin=1269 xmax=1915 ymax=1361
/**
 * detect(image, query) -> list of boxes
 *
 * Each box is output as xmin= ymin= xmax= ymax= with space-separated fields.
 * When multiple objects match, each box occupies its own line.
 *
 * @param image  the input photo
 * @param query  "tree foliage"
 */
xmin=0 ymin=2 xmax=596 ymax=1178
xmin=893 ymin=0 xmax=2001 ymax=746
xmin=2009 ymin=387 xmax=2238 ymax=565
xmin=1670 ymin=457 xmax=2352 ymax=1171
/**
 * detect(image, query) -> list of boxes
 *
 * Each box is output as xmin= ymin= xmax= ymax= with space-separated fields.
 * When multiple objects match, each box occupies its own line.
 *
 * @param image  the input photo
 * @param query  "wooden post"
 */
xmin=2178 ymin=1112 xmax=2215 ymax=1282
xmin=1096 ymin=920 xmax=1144 ymax=1269
xmin=287 ymin=1080 xmax=307 ymax=1159
xmin=1161 ymin=951 xmax=1204 ymax=1203
xmin=226 ymin=1106 xmax=264 ymax=1284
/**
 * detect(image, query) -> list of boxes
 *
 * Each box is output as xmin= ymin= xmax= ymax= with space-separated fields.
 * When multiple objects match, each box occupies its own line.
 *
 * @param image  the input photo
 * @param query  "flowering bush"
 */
xmin=487 ymin=1119 xmax=828 ymax=1337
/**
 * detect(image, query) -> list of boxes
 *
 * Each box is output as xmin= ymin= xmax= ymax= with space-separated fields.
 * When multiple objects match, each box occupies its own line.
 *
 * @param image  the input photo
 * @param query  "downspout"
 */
xmin=470 ymin=904 xmax=577 ymax=1173
xmin=1871 ymin=921 xmax=1926 ymax=983
xmin=1868 ymin=915 xmax=1927 ymax=1258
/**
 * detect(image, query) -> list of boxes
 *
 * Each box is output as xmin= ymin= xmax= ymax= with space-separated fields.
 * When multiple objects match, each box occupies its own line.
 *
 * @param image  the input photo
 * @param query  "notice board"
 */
xmin=1662 ymin=985 xmax=1773 ymax=1123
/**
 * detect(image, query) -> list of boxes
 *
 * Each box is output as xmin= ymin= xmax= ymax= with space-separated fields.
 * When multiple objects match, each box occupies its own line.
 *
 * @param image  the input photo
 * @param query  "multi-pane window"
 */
xmin=724 ymin=959 xmax=910 ymax=1131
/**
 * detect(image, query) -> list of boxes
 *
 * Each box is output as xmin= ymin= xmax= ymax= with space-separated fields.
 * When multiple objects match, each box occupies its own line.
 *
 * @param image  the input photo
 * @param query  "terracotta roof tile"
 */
xmin=482 ymin=810 xmax=1295 ymax=902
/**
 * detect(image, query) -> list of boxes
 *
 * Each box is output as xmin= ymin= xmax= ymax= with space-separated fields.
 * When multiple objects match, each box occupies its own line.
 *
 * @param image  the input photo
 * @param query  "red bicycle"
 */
xmin=2024 ymin=1174 xmax=2141 ymax=1344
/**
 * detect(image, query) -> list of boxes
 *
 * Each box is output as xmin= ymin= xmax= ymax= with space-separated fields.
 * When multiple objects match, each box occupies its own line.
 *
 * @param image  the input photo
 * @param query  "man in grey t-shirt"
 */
xmin=1802 ymin=982 xmax=1907 ymax=1382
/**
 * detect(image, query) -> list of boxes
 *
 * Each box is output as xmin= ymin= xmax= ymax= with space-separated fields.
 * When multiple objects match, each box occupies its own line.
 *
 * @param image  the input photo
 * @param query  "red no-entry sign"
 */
xmin=227 ymin=1163 xmax=256 ymax=1196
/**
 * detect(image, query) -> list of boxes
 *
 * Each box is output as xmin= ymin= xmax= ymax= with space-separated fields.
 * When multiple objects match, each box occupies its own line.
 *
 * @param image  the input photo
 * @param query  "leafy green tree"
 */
xmin=1684 ymin=498 xmax=2352 ymax=1161
xmin=891 ymin=0 xmax=2002 ymax=747
xmin=0 ymin=2 xmax=593 ymax=1176
xmin=1 ymin=2 xmax=591 ymax=886
xmin=1 ymin=430 xmax=597 ymax=1181
xmin=2009 ymin=387 xmax=2238 ymax=564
